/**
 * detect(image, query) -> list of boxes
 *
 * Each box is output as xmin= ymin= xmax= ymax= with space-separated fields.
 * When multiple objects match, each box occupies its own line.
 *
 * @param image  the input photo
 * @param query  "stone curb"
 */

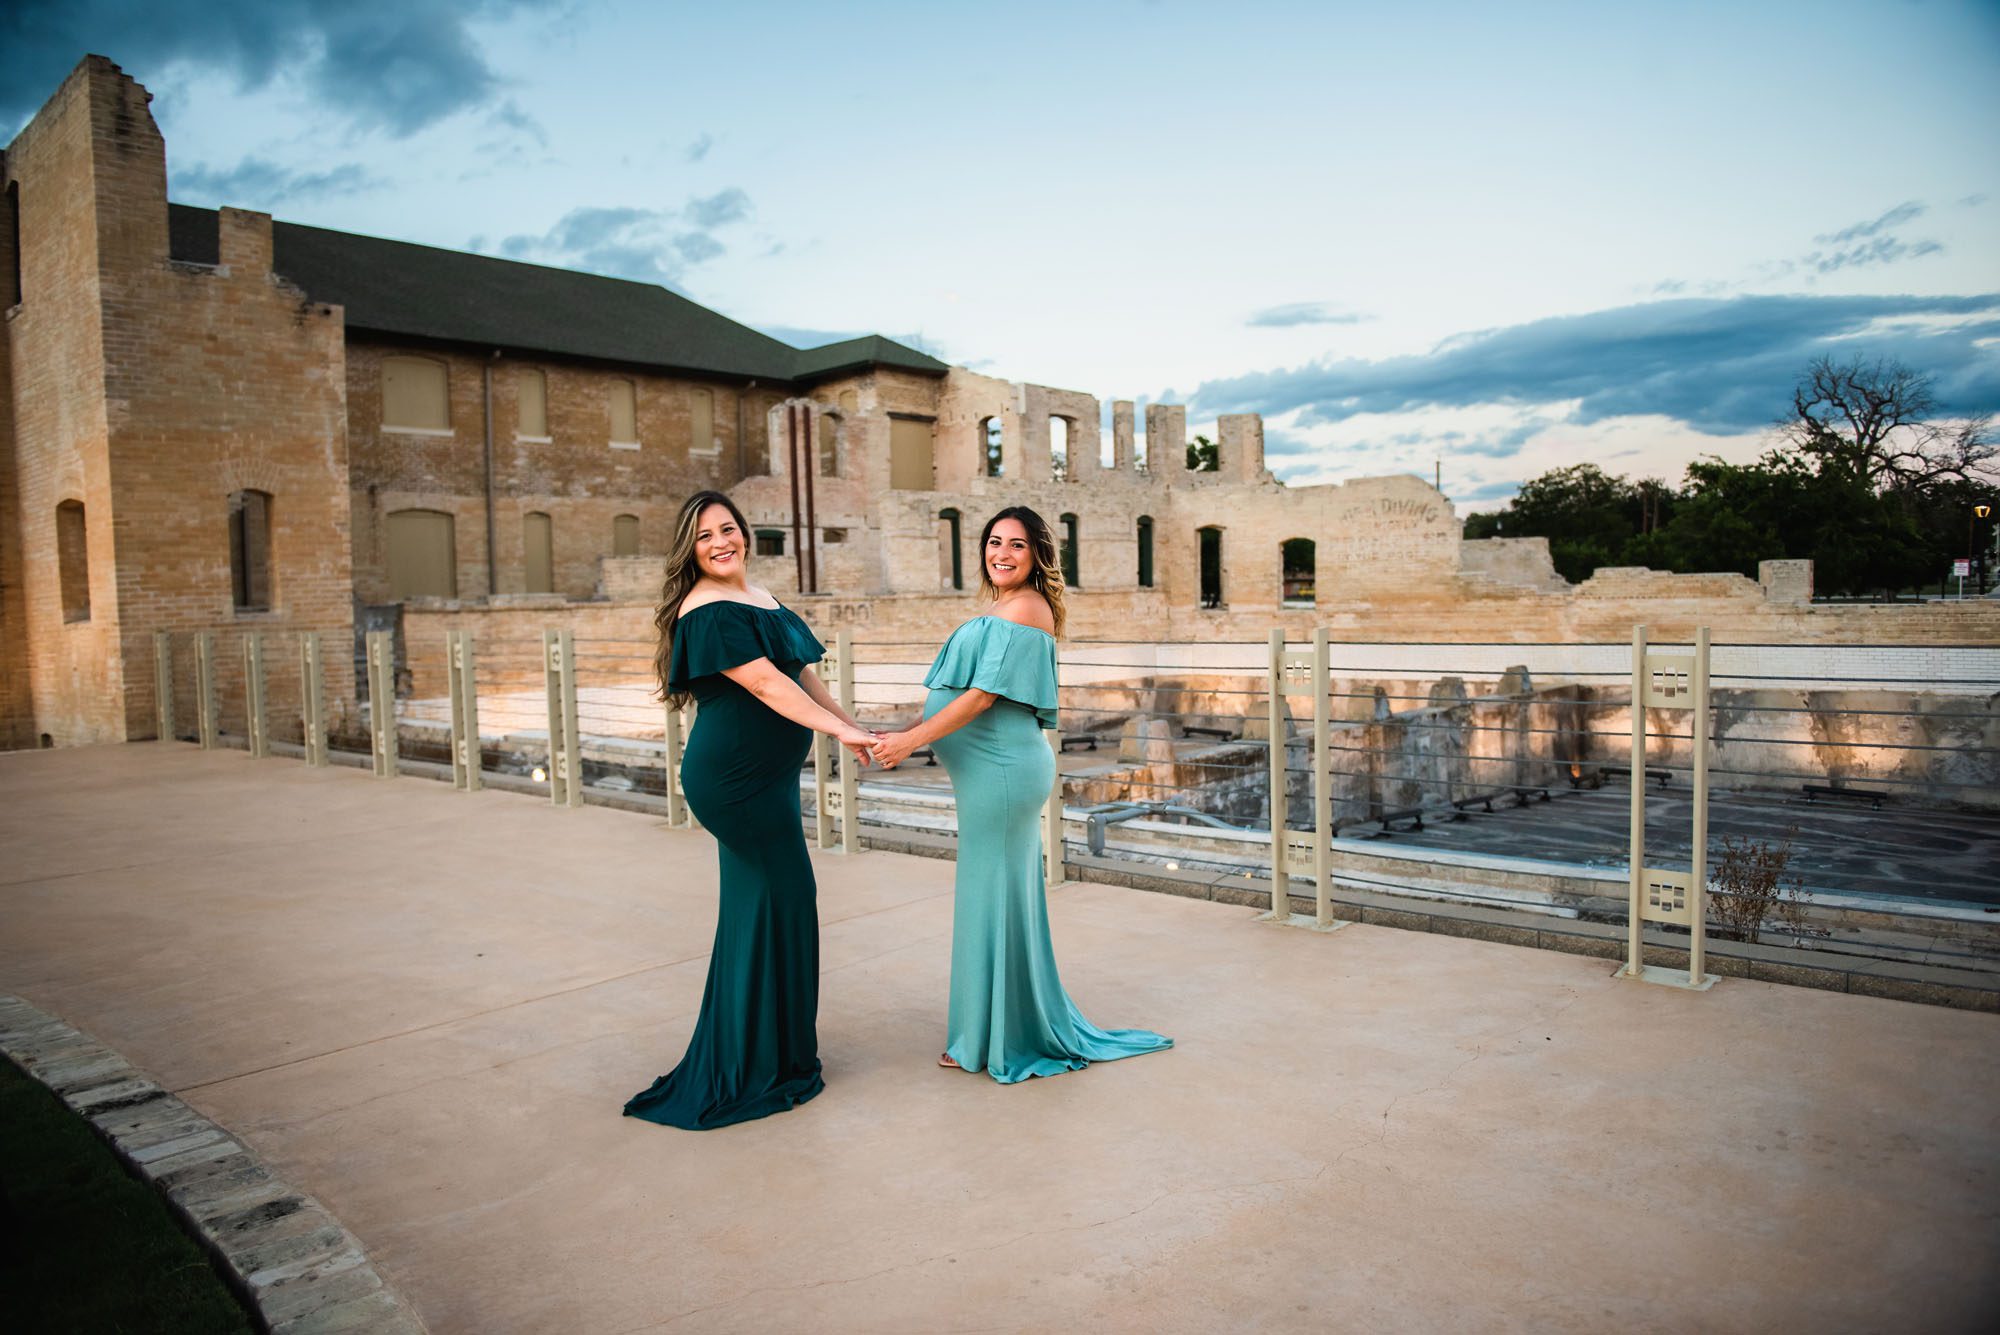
xmin=0 ymin=994 xmax=428 ymax=1335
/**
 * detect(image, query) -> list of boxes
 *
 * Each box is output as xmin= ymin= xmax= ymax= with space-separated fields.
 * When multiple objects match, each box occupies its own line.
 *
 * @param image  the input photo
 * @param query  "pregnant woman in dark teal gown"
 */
xmin=871 ymin=507 xmax=1172 ymax=1082
xmin=624 ymin=491 xmax=876 ymax=1130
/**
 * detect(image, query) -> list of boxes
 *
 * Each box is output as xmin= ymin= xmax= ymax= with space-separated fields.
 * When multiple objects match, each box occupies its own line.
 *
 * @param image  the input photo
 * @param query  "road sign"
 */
xmin=1953 ymin=559 xmax=1972 ymax=577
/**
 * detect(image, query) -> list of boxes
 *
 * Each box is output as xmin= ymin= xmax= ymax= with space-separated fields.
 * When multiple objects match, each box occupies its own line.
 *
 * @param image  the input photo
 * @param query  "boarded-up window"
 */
xmin=839 ymin=390 xmax=858 ymax=415
xmin=691 ymin=388 xmax=713 ymax=451
xmin=524 ymin=512 xmax=554 ymax=593
xmin=518 ymin=369 xmax=548 ymax=437
xmin=56 ymin=500 xmax=89 ymax=622
xmin=819 ymin=414 xmax=840 ymax=477
xmin=613 ymin=513 xmax=640 ymax=556
xmin=230 ymin=489 xmax=273 ymax=611
xmin=937 ymin=508 xmax=962 ymax=590
xmin=385 ymin=509 xmax=456 ymax=599
xmin=755 ymin=529 xmax=785 ymax=557
xmin=889 ymin=416 xmax=934 ymax=491
xmin=382 ymin=356 xmax=450 ymax=430
xmin=609 ymin=379 xmax=638 ymax=445
xmin=1137 ymin=516 xmax=1155 ymax=588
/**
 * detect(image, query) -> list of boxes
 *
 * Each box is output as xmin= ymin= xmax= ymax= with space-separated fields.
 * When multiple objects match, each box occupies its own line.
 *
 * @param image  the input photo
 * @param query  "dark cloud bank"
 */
xmin=2 ymin=0 xmax=553 ymax=136
xmin=1193 ymin=293 xmax=2000 ymax=441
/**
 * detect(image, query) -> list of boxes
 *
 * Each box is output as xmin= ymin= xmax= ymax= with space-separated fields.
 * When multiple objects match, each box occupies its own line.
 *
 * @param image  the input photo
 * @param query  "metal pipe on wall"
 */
xmin=483 ymin=350 xmax=500 ymax=597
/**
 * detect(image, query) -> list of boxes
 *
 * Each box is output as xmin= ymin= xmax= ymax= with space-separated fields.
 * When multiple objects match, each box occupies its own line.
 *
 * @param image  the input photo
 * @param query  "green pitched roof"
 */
xmin=166 ymin=204 xmax=948 ymax=384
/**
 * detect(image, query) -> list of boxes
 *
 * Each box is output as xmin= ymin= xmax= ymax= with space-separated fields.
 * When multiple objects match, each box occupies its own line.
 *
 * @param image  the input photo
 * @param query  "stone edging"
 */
xmin=0 ymin=993 xmax=427 ymax=1334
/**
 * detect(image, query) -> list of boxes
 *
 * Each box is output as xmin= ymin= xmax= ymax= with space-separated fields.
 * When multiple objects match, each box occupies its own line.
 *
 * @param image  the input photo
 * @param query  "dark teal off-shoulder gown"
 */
xmin=624 ymin=600 xmax=828 ymax=1129
xmin=925 ymin=615 xmax=1173 ymax=1082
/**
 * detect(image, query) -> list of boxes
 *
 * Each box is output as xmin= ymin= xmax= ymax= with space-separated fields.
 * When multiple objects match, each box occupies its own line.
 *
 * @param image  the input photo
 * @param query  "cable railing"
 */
xmin=148 ymin=619 xmax=2000 ymax=984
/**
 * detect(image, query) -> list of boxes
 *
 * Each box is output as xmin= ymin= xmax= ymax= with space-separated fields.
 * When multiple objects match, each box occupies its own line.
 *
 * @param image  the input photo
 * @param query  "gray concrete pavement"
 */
xmin=2 ymin=744 xmax=1996 ymax=1333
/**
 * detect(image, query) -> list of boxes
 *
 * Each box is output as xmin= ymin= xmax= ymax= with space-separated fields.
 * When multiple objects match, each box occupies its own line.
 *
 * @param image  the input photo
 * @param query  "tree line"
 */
xmin=1461 ymin=356 xmax=1998 ymax=594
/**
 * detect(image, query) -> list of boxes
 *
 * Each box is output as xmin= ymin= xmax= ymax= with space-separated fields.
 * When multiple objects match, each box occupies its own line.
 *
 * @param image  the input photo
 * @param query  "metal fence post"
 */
xmin=242 ymin=632 xmax=268 ymax=758
xmin=1265 ymin=626 xmax=1344 ymax=931
xmin=154 ymin=631 xmax=175 ymax=742
xmin=195 ymin=631 xmax=218 ymax=750
xmin=447 ymin=630 xmax=482 ymax=792
xmin=299 ymin=632 xmax=328 ymax=767
xmin=543 ymin=628 xmax=581 ymax=807
xmin=836 ymin=630 xmax=858 ymax=855
xmin=1622 ymin=623 xmax=1716 ymax=991
xmin=664 ymin=698 xmax=696 ymax=828
xmin=1042 ymin=727 xmax=1063 ymax=887
xmin=366 ymin=629 xmax=397 ymax=778
xmin=813 ymin=637 xmax=839 ymax=849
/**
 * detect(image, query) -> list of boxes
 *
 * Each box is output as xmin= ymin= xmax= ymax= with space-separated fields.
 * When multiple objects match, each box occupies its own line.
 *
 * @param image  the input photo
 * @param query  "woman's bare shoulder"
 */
xmin=992 ymin=596 xmax=1056 ymax=635
xmin=676 ymin=586 xmax=732 ymax=619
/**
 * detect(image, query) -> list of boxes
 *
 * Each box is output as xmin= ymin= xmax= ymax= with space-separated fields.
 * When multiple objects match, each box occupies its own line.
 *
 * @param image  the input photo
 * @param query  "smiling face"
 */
xmin=693 ymin=502 xmax=746 ymax=580
xmin=984 ymin=517 xmax=1033 ymax=593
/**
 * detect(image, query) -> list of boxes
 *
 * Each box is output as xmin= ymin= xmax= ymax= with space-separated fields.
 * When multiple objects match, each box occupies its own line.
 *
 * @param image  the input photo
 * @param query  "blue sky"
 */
xmin=7 ymin=0 xmax=1998 ymax=508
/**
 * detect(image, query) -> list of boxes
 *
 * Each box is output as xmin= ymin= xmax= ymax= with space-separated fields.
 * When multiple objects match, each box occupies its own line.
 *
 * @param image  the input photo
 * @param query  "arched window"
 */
xmin=229 ymin=489 xmax=273 ymax=611
xmin=381 ymin=356 xmax=450 ymax=431
xmin=385 ymin=509 xmax=457 ymax=599
xmin=819 ymin=412 xmax=840 ymax=477
xmin=608 ymin=378 xmax=639 ymax=448
xmin=1050 ymin=416 xmax=1070 ymax=483
xmin=691 ymin=386 xmax=714 ymax=452
xmin=1281 ymin=538 xmax=1316 ymax=607
xmin=613 ymin=513 xmax=640 ymax=557
xmin=1136 ymin=516 xmax=1154 ymax=588
xmin=56 ymin=500 xmax=89 ymax=622
xmin=938 ymin=507 xmax=963 ymax=590
xmin=981 ymin=416 xmax=1003 ymax=478
xmin=517 ymin=368 xmax=548 ymax=438
xmin=1059 ymin=512 xmax=1080 ymax=588
xmin=523 ymin=512 xmax=554 ymax=593
xmin=1198 ymin=525 xmax=1224 ymax=609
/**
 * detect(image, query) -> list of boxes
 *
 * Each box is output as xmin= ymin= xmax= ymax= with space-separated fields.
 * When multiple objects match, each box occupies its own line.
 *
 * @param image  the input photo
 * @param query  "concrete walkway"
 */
xmin=2 ymin=744 xmax=1995 ymax=1333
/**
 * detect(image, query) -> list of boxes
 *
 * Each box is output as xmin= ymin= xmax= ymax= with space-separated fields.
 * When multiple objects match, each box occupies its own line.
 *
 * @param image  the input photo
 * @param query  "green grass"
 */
xmin=0 ymin=1057 xmax=257 ymax=1334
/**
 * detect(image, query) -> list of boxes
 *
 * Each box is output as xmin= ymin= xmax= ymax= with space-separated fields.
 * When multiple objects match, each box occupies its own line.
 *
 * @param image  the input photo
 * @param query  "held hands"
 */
xmin=837 ymin=724 xmax=876 ymax=768
xmin=871 ymin=730 xmax=919 ymax=770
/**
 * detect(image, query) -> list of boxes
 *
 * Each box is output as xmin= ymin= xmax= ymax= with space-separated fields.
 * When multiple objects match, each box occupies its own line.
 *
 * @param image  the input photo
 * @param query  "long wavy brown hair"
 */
xmin=977 ymin=505 xmax=1067 ymax=638
xmin=653 ymin=490 xmax=753 ymax=707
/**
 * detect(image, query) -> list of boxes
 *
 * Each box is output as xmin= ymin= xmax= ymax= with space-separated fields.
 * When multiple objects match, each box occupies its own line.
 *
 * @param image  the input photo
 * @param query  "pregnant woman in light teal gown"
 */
xmin=623 ymin=491 xmax=876 ymax=1129
xmin=872 ymin=506 xmax=1171 ymax=1082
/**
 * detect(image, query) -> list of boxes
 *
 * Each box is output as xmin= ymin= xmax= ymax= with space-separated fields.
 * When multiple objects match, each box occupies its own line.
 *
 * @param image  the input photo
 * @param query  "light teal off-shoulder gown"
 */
xmin=924 ymin=615 xmax=1172 ymax=1082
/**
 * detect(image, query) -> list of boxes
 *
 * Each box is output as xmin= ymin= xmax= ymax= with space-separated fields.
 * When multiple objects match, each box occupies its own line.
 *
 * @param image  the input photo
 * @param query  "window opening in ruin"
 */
xmin=4 ymin=182 xmax=20 ymax=308
xmin=1137 ymin=516 xmax=1155 ymax=588
xmin=517 ymin=369 xmax=548 ymax=438
xmin=609 ymin=379 xmax=639 ymax=447
xmin=692 ymin=387 xmax=714 ymax=453
xmin=1060 ymin=513 xmax=1080 ymax=588
xmin=982 ymin=417 xmax=1003 ymax=478
xmin=888 ymin=415 xmax=935 ymax=490
xmin=56 ymin=500 xmax=89 ymax=622
xmin=938 ymin=508 xmax=962 ymax=590
xmin=524 ymin=512 xmax=554 ymax=593
xmin=613 ymin=514 xmax=640 ymax=557
xmin=1198 ymin=525 xmax=1224 ymax=609
xmin=385 ymin=509 xmax=457 ymax=599
xmin=1281 ymin=537 xmax=1316 ymax=607
xmin=823 ymin=528 xmax=847 ymax=544
xmin=229 ymin=489 xmax=274 ymax=611
xmin=819 ymin=413 xmax=840 ymax=477
xmin=1135 ymin=408 xmax=1148 ymax=473
xmin=381 ymin=356 xmax=450 ymax=431
xmin=755 ymin=529 xmax=786 ymax=557
xmin=1050 ymin=416 xmax=1070 ymax=483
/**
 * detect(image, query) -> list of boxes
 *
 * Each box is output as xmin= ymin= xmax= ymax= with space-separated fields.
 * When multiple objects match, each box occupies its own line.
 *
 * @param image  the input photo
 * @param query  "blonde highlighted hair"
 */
xmin=652 ymin=490 xmax=752 ymax=707
xmin=977 ymin=505 xmax=1067 ymax=639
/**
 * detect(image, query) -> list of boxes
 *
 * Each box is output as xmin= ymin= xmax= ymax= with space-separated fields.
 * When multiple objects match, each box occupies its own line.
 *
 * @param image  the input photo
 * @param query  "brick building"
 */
xmin=6 ymin=57 xmax=1996 ymax=752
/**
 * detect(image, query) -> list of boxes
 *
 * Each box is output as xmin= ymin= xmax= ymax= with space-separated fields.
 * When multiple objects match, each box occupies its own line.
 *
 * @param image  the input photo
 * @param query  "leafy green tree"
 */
xmin=1186 ymin=434 xmax=1218 ymax=472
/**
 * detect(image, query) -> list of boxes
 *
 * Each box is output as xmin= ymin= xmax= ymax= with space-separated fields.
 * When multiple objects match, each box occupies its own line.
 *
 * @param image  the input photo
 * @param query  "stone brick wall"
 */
xmin=0 ymin=147 xmax=31 ymax=747
xmin=4 ymin=57 xmax=357 ymax=744
xmin=346 ymin=341 xmax=780 ymax=604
